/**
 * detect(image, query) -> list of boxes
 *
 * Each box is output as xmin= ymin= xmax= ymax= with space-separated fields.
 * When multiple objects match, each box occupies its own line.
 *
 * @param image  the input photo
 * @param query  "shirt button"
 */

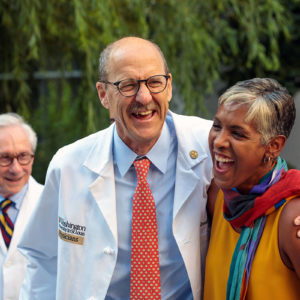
xmin=103 ymin=247 xmax=114 ymax=255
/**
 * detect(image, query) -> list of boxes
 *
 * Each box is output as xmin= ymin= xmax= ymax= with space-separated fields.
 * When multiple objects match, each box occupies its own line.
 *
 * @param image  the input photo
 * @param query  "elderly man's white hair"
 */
xmin=0 ymin=113 xmax=38 ymax=152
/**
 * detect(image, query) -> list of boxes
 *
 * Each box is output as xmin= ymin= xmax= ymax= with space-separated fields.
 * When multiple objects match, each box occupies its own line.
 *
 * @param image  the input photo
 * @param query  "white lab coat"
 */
xmin=0 ymin=176 xmax=43 ymax=300
xmin=18 ymin=111 xmax=213 ymax=300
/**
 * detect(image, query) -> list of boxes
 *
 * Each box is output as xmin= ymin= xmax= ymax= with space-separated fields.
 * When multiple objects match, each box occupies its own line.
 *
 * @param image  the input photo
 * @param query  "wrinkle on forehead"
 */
xmin=0 ymin=126 xmax=32 ymax=154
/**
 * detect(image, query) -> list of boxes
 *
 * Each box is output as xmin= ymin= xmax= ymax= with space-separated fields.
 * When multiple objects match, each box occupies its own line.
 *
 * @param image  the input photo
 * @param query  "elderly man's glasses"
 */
xmin=100 ymin=74 xmax=170 ymax=97
xmin=0 ymin=152 xmax=34 ymax=167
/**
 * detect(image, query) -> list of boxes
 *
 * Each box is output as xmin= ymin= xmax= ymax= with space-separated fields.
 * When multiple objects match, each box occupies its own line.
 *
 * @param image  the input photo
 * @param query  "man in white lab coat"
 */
xmin=0 ymin=113 xmax=43 ymax=300
xmin=19 ymin=37 xmax=214 ymax=300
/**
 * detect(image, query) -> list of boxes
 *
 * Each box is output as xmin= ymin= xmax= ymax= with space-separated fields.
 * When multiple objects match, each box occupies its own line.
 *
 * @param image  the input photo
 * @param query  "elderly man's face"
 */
xmin=0 ymin=126 xmax=34 ymax=198
xmin=97 ymin=38 xmax=172 ymax=155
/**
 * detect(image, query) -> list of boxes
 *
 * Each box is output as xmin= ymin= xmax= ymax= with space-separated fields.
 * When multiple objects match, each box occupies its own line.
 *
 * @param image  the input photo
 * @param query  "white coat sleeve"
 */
xmin=18 ymin=163 xmax=59 ymax=300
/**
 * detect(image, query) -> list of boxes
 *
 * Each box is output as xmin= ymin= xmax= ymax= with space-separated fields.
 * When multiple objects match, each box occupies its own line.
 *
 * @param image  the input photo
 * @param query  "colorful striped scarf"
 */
xmin=222 ymin=157 xmax=300 ymax=300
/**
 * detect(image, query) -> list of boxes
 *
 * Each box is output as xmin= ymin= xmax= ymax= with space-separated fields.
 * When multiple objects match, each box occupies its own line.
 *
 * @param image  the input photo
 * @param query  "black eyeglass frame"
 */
xmin=0 ymin=152 xmax=34 ymax=167
xmin=99 ymin=74 xmax=170 ymax=97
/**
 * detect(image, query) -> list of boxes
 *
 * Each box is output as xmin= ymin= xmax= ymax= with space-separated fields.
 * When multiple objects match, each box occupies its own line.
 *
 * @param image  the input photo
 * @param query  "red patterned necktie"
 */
xmin=0 ymin=199 xmax=14 ymax=248
xmin=130 ymin=158 xmax=161 ymax=299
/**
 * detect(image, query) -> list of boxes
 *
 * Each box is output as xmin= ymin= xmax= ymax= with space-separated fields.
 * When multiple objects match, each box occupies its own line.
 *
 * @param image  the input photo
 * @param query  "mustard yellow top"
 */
xmin=204 ymin=191 xmax=300 ymax=300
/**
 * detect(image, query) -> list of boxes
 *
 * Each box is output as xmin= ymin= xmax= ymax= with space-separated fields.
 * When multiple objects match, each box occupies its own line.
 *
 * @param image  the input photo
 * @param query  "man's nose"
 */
xmin=8 ymin=158 xmax=23 ymax=172
xmin=135 ymin=82 xmax=152 ymax=105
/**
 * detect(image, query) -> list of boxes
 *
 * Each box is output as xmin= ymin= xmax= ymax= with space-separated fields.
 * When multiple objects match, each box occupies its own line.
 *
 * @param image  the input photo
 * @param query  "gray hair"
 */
xmin=0 ymin=113 xmax=38 ymax=152
xmin=219 ymin=78 xmax=296 ymax=144
xmin=98 ymin=36 xmax=170 ymax=81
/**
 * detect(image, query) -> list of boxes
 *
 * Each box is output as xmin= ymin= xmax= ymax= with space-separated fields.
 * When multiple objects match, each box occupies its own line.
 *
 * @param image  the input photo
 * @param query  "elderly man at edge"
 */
xmin=0 ymin=113 xmax=43 ymax=300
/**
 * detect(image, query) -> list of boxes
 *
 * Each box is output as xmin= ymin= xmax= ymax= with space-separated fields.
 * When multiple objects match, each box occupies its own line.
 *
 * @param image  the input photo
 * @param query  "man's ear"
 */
xmin=266 ymin=135 xmax=286 ymax=160
xmin=96 ymin=81 xmax=110 ymax=109
xmin=166 ymin=73 xmax=172 ymax=103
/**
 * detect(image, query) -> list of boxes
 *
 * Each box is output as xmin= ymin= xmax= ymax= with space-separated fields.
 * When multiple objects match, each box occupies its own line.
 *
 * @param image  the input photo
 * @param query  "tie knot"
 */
xmin=1 ymin=199 xmax=13 ymax=211
xmin=133 ymin=158 xmax=150 ymax=181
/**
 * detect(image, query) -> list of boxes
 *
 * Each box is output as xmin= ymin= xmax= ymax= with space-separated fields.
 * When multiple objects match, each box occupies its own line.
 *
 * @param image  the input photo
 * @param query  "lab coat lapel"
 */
xmin=6 ymin=177 xmax=40 ymax=258
xmin=170 ymin=111 xmax=209 ymax=220
xmin=83 ymin=125 xmax=118 ymax=244
xmin=6 ymin=189 xmax=30 ymax=258
xmin=0 ymin=191 xmax=29 ymax=257
xmin=0 ymin=229 xmax=7 ymax=254
xmin=173 ymin=159 xmax=200 ymax=219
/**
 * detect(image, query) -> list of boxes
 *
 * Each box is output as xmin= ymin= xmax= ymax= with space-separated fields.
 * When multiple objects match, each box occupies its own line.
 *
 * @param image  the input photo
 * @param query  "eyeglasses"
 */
xmin=100 ymin=74 xmax=170 ymax=97
xmin=0 ymin=152 xmax=34 ymax=167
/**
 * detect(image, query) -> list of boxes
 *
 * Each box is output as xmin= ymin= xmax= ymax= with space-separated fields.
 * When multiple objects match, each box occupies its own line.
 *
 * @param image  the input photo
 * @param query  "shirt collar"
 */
xmin=113 ymin=122 xmax=170 ymax=177
xmin=0 ymin=182 xmax=28 ymax=210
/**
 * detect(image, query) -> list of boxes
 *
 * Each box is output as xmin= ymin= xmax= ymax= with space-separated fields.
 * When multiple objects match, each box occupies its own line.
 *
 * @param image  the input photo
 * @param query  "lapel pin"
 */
xmin=189 ymin=150 xmax=198 ymax=159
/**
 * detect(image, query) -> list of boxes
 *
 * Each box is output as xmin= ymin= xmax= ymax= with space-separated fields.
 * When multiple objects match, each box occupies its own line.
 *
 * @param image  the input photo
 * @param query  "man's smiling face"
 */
xmin=97 ymin=37 xmax=172 ymax=155
xmin=0 ymin=125 xmax=33 ymax=198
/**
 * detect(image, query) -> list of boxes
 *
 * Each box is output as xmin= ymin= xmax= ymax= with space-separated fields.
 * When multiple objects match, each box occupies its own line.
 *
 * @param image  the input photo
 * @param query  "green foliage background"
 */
xmin=0 ymin=0 xmax=299 ymax=182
